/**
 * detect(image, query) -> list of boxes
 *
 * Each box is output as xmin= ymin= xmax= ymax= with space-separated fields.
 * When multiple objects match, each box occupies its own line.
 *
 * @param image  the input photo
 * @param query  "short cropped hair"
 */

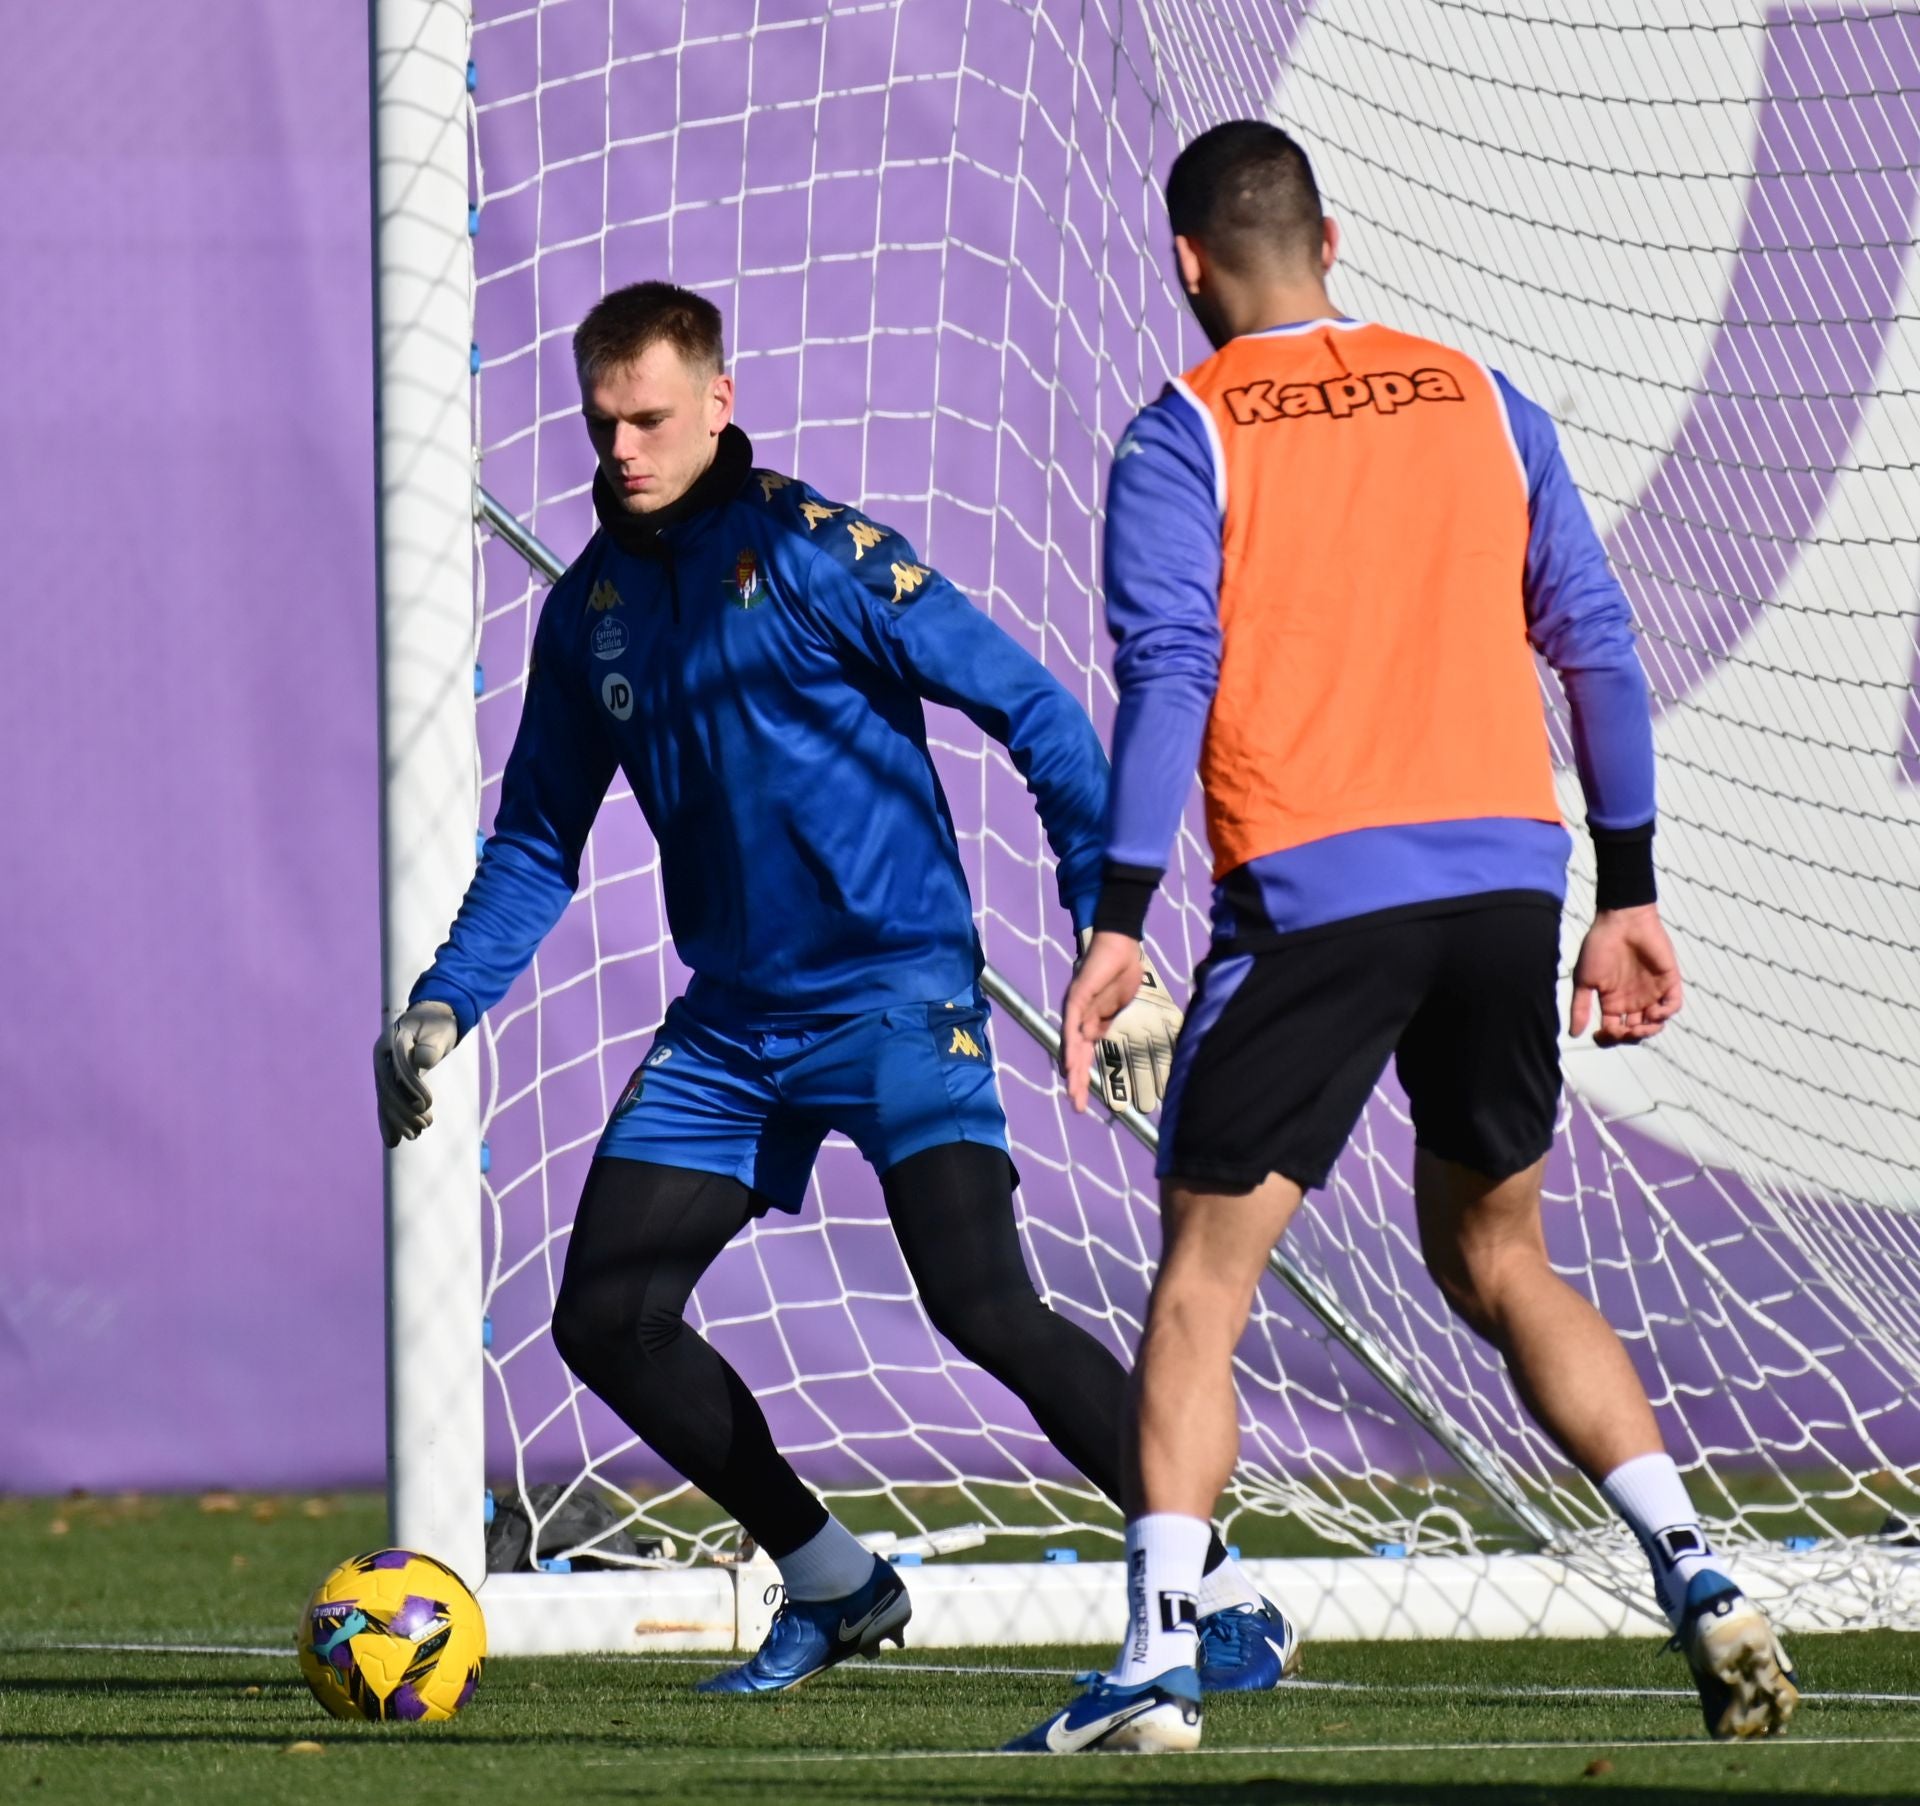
xmin=1166 ymin=121 xmax=1323 ymax=274
xmin=573 ymin=281 xmax=725 ymax=384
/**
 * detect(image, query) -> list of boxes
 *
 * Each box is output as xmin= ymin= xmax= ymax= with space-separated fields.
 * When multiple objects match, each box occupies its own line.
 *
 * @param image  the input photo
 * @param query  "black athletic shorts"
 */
xmin=1157 ymin=896 xmax=1562 ymax=1193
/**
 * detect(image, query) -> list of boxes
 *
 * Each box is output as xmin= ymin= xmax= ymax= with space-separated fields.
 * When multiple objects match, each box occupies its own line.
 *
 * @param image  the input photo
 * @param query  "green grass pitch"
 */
xmin=4 ymin=1493 xmax=1918 ymax=1803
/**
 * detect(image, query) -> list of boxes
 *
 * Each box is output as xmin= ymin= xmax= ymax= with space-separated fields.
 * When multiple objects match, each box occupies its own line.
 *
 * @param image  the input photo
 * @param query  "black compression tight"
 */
xmin=551 ymin=1161 xmax=825 ymax=1554
xmin=552 ymin=1144 xmax=1229 ymax=1571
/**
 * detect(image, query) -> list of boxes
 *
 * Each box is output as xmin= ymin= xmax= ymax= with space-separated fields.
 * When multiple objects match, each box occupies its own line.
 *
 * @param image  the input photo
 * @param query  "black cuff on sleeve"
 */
xmin=1092 ymin=862 xmax=1162 ymax=939
xmin=1590 ymin=819 xmax=1657 ymax=911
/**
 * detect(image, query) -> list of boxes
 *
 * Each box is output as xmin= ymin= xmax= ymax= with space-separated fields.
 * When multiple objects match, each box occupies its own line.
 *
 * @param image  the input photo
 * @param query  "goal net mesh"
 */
xmin=463 ymin=0 xmax=1920 ymax=1624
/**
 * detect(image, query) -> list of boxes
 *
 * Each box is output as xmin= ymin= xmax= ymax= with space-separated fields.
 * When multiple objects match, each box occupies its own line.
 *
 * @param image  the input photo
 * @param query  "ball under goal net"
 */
xmin=369 ymin=0 xmax=1920 ymax=1653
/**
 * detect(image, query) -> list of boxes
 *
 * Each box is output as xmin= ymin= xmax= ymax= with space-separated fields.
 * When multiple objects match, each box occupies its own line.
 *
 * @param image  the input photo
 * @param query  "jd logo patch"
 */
xmin=601 ymin=671 xmax=634 ymax=721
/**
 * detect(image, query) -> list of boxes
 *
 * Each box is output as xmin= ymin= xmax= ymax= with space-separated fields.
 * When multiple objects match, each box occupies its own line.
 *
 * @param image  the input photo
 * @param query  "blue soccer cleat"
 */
xmin=1672 ymin=1570 xmax=1798 ymax=1739
xmin=1196 ymin=1595 xmax=1302 ymax=1692
xmin=695 ymin=1554 xmax=911 ymax=1695
xmin=1003 ymin=1666 xmax=1203 ymax=1753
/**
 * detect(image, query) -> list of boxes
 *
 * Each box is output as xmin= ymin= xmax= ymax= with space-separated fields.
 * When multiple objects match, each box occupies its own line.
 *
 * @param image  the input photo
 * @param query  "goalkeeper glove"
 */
xmin=374 ymin=1000 xmax=459 ymax=1148
xmin=1078 ymin=930 xmax=1184 ymax=1115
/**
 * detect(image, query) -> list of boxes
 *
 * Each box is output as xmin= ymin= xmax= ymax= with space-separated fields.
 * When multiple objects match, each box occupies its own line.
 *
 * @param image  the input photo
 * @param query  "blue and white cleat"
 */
xmin=1673 ymin=1570 xmax=1798 ymax=1739
xmin=1003 ymin=1666 xmax=1203 ymax=1753
xmin=695 ymin=1554 xmax=910 ymax=1695
xmin=1197 ymin=1595 xmax=1302 ymax=1692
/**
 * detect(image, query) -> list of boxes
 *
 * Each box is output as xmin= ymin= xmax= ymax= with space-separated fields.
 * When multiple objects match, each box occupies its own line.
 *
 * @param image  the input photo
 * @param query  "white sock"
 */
xmin=1109 ymin=1513 xmax=1210 ymax=1685
xmin=1196 ymin=1550 xmax=1262 ymax=1618
xmin=774 ymin=1515 xmax=875 ymax=1602
xmin=1600 ymin=1452 xmax=1720 ymax=1624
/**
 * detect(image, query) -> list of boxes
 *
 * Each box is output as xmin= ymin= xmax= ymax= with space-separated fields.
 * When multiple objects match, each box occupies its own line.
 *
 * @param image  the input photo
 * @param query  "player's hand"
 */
xmin=1063 ymin=931 xmax=1182 ymax=1115
xmin=1076 ymin=930 xmax=1183 ymax=1115
xmin=1569 ymin=904 xmax=1683 ymax=1047
xmin=374 ymin=1001 xmax=460 ymax=1146
xmin=1062 ymin=931 xmax=1141 ymax=1112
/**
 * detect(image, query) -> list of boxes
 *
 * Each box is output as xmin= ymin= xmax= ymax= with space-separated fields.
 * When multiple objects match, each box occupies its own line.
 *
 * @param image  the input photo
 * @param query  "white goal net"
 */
xmin=457 ymin=0 xmax=1920 ymax=1628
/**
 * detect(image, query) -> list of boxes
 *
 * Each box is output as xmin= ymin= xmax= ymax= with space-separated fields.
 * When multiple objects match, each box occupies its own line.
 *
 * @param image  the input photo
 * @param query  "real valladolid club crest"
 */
xmin=729 ymin=547 xmax=764 ymax=608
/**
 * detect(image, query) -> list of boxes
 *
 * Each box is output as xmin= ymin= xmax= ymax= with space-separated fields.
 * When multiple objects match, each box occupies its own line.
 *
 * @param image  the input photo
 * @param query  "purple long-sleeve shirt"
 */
xmin=1098 ymin=342 xmax=1656 ymax=945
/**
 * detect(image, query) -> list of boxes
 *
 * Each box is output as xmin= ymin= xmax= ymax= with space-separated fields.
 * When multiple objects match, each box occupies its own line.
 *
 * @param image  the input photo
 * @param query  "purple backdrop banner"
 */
xmin=1 ymin=3 xmax=382 ymax=1490
xmin=3 ymin=1 xmax=1915 ymax=1500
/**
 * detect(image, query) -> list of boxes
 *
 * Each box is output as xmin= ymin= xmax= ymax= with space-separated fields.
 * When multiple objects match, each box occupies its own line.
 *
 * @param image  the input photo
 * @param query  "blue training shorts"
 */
xmin=596 ymin=982 xmax=1010 ymax=1213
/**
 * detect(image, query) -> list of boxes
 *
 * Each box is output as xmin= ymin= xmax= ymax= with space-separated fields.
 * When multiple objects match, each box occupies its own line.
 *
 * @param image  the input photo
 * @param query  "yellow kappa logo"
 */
xmin=949 ymin=1027 xmax=982 ymax=1059
xmin=757 ymin=472 xmax=793 ymax=500
xmin=588 ymin=579 xmax=623 ymax=613
xmin=799 ymin=500 xmax=843 ymax=531
xmin=847 ymin=521 xmax=886 ymax=559
xmin=889 ymin=561 xmax=929 ymax=605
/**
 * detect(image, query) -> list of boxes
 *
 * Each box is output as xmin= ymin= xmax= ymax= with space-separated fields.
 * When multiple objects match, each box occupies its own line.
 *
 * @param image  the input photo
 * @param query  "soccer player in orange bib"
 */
xmin=1012 ymin=120 xmax=1798 ymax=1754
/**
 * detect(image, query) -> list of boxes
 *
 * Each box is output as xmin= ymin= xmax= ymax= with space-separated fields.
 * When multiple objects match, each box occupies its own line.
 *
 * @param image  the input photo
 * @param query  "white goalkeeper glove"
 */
xmin=374 ymin=1001 xmax=460 ymax=1148
xmin=1077 ymin=930 xmax=1184 ymax=1116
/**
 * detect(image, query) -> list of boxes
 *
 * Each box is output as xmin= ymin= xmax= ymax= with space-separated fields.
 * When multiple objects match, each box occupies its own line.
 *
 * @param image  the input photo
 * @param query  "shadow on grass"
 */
xmin=0 ymin=1677 xmax=308 ymax=1696
xmin=583 ymin=1782 xmax=1898 ymax=1806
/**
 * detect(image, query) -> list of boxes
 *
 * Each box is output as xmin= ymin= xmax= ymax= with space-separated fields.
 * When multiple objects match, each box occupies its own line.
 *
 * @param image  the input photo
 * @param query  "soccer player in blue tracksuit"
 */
xmin=373 ymin=282 xmax=1289 ymax=1695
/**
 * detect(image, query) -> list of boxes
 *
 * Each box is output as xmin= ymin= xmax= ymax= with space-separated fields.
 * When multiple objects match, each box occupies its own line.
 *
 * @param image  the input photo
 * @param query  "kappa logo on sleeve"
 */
xmin=888 ymin=561 xmax=929 ymax=605
xmin=1222 ymin=366 xmax=1465 ymax=426
xmin=799 ymin=500 xmax=843 ymax=531
xmin=948 ymin=1026 xmax=983 ymax=1059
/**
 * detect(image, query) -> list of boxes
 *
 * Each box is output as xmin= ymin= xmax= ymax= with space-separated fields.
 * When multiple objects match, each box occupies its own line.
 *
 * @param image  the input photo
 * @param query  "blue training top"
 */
xmin=412 ymin=429 xmax=1109 ymax=1031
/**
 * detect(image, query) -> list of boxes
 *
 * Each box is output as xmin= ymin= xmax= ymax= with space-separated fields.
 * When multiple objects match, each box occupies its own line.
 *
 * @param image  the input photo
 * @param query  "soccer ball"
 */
xmin=296 ymin=1548 xmax=486 ymax=1722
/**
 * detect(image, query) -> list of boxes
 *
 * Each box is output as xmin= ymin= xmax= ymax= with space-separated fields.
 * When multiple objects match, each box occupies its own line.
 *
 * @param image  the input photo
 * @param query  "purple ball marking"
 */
xmin=368 ymin=1549 xmax=413 ymax=1570
xmin=386 ymin=1594 xmax=447 ymax=1641
xmin=388 ymin=1682 xmax=429 ymax=1721
xmin=457 ymin=1671 xmax=478 ymax=1709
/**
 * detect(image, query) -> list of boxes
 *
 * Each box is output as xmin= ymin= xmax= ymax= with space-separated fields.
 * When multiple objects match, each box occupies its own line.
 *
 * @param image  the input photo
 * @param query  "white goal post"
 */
xmin=374 ymin=0 xmax=1920 ymax=1653
xmin=371 ymin=0 xmax=486 ymax=1593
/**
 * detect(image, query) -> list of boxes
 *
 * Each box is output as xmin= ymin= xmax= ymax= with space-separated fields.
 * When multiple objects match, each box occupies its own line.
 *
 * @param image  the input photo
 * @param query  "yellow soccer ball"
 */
xmin=296 ymin=1548 xmax=486 ymax=1722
